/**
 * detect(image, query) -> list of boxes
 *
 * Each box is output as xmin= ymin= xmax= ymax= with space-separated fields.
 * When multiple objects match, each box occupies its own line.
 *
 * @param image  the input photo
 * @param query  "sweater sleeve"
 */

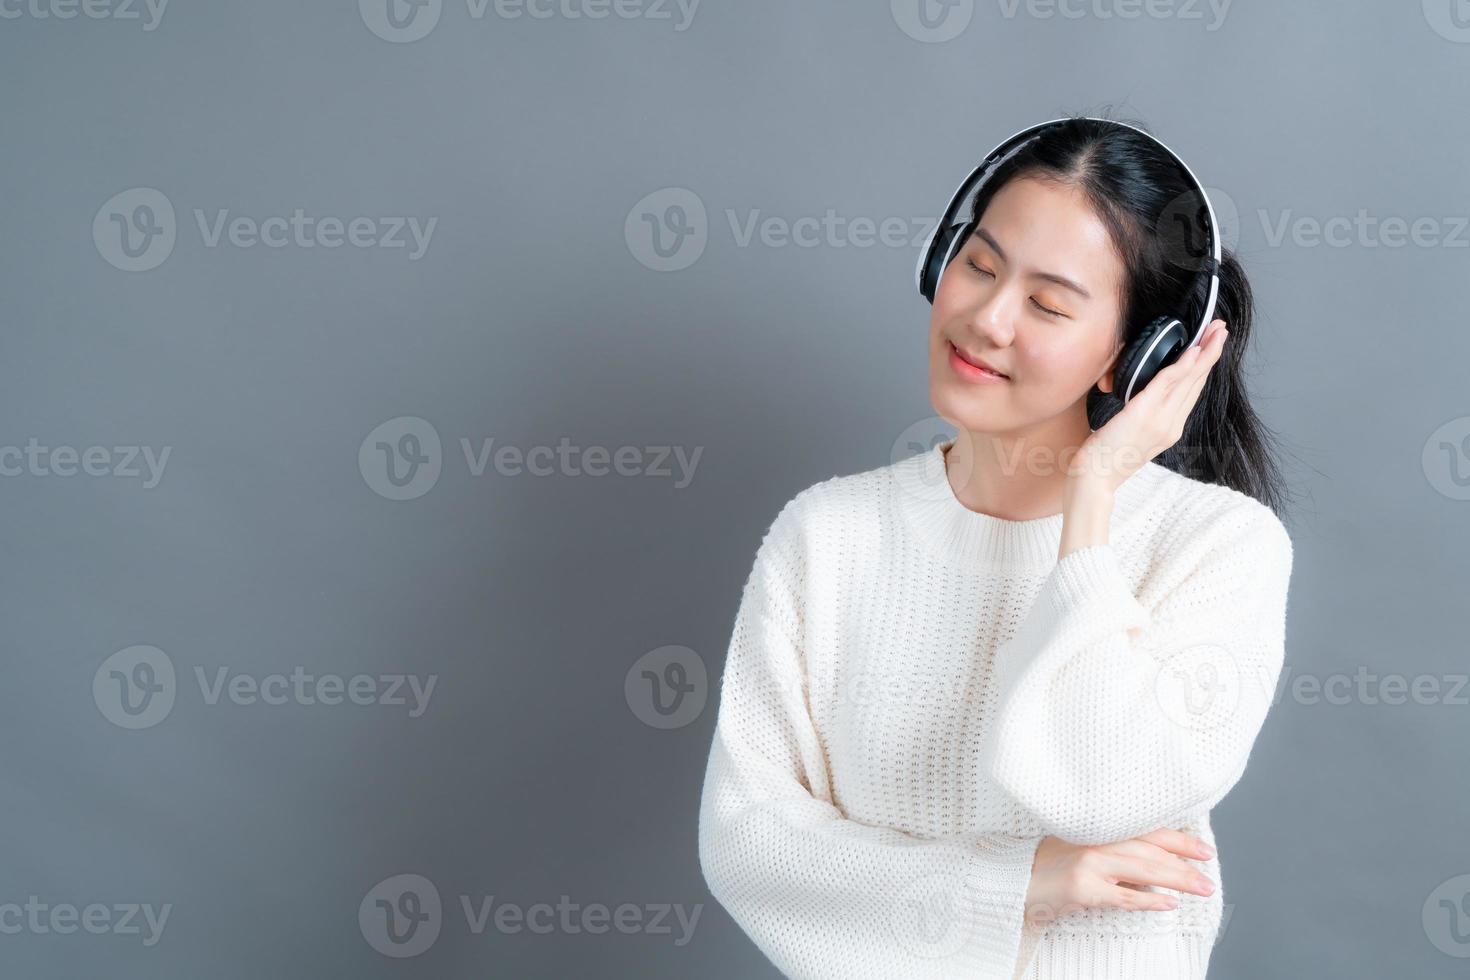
xmin=978 ymin=506 xmax=1294 ymax=846
xmin=698 ymin=497 xmax=1044 ymax=980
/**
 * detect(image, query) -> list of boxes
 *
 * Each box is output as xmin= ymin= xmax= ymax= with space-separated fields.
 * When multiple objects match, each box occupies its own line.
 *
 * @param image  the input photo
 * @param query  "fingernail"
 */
xmin=1199 ymin=843 xmax=1215 ymax=858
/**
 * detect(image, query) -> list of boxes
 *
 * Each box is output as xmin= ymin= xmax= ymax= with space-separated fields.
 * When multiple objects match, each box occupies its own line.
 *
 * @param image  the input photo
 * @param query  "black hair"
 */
xmin=963 ymin=111 xmax=1295 ymax=519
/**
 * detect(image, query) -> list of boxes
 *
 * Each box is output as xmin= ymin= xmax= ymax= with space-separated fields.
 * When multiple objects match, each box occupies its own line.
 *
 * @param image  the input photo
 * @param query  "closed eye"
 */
xmin=968 ymin=259 xmax=1067 ymax=318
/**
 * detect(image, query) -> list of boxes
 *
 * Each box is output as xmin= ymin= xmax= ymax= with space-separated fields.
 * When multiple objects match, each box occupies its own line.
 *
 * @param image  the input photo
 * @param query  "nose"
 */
xmin=966 ymin=282 xmax=1015 ymax=348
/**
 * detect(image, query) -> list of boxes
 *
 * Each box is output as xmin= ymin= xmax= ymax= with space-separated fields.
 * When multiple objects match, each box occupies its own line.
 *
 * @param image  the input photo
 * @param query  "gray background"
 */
xmin=3 ymin=0 xmax=1468 ymax=977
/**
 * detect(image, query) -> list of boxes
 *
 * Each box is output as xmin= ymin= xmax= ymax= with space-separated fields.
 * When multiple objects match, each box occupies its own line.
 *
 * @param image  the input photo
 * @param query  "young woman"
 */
xmin=697 ymin=116 xmax=1295 ymax=979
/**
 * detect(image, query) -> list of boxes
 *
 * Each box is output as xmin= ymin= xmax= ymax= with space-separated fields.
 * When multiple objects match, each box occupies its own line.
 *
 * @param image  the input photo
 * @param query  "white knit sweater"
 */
xmin=697 ymin=437 xmax=1294 ymax=980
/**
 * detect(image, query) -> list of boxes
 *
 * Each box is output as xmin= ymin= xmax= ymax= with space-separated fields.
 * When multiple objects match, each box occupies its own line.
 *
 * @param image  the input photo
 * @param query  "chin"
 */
xmin=928 ymin=379 xmax=1011 ymax=435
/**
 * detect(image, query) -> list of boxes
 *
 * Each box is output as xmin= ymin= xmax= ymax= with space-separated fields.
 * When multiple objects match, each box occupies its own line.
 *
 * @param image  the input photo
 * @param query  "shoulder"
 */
xmin=1136 ymin=463 xmax=1294 ymax=577
xmin=757 ymin=453 xmax=905 ymax=555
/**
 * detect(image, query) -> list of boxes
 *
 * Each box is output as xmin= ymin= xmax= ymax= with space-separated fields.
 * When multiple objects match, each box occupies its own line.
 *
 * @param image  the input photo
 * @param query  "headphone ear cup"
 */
xmin=920 ymin=219 xmax=974 ymax=303
xmin=1112 ymin=316 xmax=1187 ymax=403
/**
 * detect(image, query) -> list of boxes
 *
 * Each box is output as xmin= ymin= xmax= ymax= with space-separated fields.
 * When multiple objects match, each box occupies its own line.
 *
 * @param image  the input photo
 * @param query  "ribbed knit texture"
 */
xmin=697 ymin=437 xmax=1294 ymax=980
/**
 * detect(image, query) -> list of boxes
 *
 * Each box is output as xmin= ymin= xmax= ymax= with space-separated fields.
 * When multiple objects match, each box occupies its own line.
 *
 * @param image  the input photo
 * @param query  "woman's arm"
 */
xmin=698 ymin=497 xmax=1044 ymax=980
xmin=978 ymin=504 xmax=1294 ymax=846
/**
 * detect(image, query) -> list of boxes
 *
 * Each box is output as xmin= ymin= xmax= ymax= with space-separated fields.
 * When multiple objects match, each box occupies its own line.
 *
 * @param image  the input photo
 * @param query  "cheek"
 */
xmin=1015 ymin=330 xmax=1108 ymax=388
xmin=928 ymin=297 xmax=961 ymax=353
xmin=929 ymin=284 xmax=964 ymax=328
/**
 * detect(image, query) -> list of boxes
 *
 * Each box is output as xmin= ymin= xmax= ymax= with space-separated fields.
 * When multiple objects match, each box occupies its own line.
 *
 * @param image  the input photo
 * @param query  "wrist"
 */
xmin=1059 ymin=478 xmax=1115 ymax=558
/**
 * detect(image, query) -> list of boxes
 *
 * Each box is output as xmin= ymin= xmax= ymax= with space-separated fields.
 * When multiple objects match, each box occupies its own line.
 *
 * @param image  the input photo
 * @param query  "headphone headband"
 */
xmin=915 ymin=116 xmax=1221 ymax=351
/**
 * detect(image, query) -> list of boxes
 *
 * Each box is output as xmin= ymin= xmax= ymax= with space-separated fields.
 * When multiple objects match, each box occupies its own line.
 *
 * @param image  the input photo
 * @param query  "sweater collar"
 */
xmin=890 ymin=436 xmax=1168 ymax=569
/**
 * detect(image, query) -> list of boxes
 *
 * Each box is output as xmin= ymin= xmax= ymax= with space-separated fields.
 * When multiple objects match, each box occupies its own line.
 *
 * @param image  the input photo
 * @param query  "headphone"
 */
xmin=915 ymin=117 xmax=1220 ymax=404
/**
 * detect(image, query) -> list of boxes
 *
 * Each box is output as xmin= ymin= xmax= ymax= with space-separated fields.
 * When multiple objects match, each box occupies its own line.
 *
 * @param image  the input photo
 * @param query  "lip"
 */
xmin=947 ymin=341 xmax=1010 ymax=383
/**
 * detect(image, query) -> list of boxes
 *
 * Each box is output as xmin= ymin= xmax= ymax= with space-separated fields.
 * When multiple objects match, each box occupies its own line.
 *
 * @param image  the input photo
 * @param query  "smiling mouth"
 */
xmin=947 ymin=341 xmax=1009 ymax=381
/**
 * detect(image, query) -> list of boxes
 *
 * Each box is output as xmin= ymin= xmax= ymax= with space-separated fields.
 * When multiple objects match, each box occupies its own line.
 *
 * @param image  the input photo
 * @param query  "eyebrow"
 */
xmin=973 ymin=227 xmax=1092 ymax=300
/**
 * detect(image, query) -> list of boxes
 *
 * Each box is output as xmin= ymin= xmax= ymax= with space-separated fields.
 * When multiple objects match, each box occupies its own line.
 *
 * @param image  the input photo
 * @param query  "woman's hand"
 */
xmin=1068 ymin=319 xmax=1230 ymax=495
xmin=1024 ymin=828 xmax=1217 ymax=922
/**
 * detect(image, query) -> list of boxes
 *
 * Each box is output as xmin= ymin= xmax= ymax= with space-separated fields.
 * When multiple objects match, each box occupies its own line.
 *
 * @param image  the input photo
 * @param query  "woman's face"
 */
xmin=928 ymin=174 xmax=1129 ymax=435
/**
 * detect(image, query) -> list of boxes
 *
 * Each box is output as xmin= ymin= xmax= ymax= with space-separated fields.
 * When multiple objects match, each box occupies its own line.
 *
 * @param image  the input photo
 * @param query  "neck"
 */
xmin=945 ymin=409 xmax=1095 ymax=521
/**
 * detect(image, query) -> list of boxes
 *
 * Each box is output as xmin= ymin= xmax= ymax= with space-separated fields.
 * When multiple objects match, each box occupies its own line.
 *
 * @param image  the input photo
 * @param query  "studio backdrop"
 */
xmin=1 ymin=1 xmax=1466 ymax=977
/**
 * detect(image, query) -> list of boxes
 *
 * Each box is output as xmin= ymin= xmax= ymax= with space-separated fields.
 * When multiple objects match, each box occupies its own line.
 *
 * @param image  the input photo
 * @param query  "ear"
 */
xmin=1095 ymin=318 xmax=1137 ymax=395
xmin=1095 ymin=350 xmax=1120 ymax=395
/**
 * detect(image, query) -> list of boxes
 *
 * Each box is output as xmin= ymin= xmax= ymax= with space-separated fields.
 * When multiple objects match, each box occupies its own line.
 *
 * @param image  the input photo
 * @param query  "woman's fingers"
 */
xmin=1183 ymin=326 xmax=1226 ymax=400
xmin=1132 ymin=322 xmax=1223 ymax=433
xmin=1103 ymin=829 xmax=1217 ymax=899
xmin=1164 ymin=319 xmax=1222 ymax=367
xmin=1027 ymin=834 xmax=1213 ymax=916
xmin=1107 ymin=883 xmax=1179 ymax=912
xmin=1169 ymin=335 xmax=1220 ymax=409
xmin=1159 ymin=321 xmax=1226 ymax=425
xmin=1100 ymin=845 xmax=1216 ymax=899
xmin=1105 ymin=852 xmax=1217 ymax=899
xmin=1107 ymin=837 xmax=1192 ymax=868
xmin=1132 ymin=827 xmax=1214 ymax=861
xmin=1168 ymin=320 xmax=1225 ymax=383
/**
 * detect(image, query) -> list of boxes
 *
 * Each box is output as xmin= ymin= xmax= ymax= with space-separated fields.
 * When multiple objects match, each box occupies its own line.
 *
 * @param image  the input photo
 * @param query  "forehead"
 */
xmin=977 ymin=175 xmax=1125 ymax=294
